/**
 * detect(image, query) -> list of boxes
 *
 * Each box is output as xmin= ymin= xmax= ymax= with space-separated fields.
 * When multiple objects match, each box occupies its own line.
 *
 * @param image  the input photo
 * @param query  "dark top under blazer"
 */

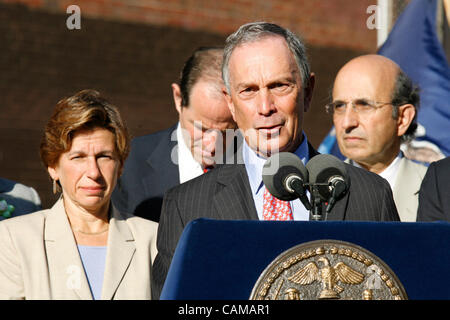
xmin=151 ymin=145 xmax=400 ymax=298
xmin=417 ymin=156 xmax=450 ymax=222
xmin=112 ymin=124 xmax=179 ymax=222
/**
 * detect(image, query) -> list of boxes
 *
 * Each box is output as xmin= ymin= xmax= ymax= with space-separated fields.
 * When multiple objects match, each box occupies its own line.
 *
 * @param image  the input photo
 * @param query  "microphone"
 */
xmin=262 ymin=152 xmax=311 ymax=210
xmin=306 ymin=154 xmax=349 ymax=214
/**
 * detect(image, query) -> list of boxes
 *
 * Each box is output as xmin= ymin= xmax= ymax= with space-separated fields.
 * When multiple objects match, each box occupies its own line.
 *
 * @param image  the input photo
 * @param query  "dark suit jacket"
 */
xmin=151 ymin=146 xmax=400 ymax=299
xmin=112 ymin=124 xmax=179 ymax=222
xmin=417 ymin=156 xmax=450 ymax=222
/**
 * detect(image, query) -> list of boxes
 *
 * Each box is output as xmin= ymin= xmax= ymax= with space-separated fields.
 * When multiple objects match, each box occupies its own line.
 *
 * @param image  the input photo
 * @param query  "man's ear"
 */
xmin=222 ymin=86 xmax=236 ymax=121
xmin=397 ymin=104 xmax=416 ymax=137
xmin=303 ymin=72 xmax=315 ymax=113
xmin=172 ymin=83 xmax=183 ymax=115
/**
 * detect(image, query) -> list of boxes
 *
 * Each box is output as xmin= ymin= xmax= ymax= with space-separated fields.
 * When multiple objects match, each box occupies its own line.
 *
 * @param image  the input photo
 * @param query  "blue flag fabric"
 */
xmin=319 ymin=0 xmax=450 ymax=159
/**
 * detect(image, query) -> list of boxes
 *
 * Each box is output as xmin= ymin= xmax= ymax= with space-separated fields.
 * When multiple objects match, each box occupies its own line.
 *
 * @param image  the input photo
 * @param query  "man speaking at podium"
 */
xmin=152 ymin=22 xmax=400 ymax=299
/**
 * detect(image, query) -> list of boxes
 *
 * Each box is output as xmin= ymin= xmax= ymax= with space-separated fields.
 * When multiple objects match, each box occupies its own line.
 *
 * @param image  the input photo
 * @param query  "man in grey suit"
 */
xmin=0 ymin=177 xmax=41 ymax=220
xmin=329 ymin=55 xmax=427 ymax=221
xmin=152 ymin=22 xmax=400 ymax=298
xmin=112 ymin=47 xmax=236 ymax=222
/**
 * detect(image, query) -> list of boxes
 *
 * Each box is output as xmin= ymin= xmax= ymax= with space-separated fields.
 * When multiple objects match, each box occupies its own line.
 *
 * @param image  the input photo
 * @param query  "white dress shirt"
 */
xmin=243 ymin=133 xmax=311 ymax=221
xmin=176 ymin=122 xmax=204 ymax=184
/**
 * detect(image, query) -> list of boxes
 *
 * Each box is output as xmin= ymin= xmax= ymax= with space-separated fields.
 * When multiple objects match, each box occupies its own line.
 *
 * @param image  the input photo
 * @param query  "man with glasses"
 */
xmin=328 ymin=54 xmax=427 ymax=221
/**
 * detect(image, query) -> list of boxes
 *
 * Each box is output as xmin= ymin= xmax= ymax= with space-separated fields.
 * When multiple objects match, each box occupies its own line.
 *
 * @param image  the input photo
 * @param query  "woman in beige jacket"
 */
xmin=0 ymin=90 xmax=158 ymax=299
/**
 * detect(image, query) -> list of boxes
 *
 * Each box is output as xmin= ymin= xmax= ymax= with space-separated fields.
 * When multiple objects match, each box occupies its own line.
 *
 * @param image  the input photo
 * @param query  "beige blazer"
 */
xmin=345 ymin=157 xmax=427 ymax=222
xmin=0 ymin=198 xmax=158 ymax=300
xmin=392 ymin=157 xmax=427 ymax=222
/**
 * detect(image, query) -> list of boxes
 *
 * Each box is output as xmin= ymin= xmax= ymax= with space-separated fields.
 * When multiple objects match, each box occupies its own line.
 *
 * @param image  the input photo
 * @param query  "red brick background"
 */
xmin=1 ymin=0 xmax=378 ymax=51
xmin=0 ymin=1 xmax=379 ymax=208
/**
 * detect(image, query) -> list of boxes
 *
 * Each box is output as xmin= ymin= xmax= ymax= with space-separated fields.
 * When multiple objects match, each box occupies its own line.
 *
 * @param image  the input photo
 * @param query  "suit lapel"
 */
xmin=214 ymin=164 xmax=258 ymax=220
xmin=44 ymin=198 xmax=92 ymax=299
xmin=101 ymin=206 xmax=136 ymax=300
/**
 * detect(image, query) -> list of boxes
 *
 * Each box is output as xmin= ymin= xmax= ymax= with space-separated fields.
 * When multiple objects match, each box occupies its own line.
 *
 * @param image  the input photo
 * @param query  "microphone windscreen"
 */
xmin=306 ymin=154 xmax=349 ymax=200
xmin=262 ymin=152 xmax=308 ymax=201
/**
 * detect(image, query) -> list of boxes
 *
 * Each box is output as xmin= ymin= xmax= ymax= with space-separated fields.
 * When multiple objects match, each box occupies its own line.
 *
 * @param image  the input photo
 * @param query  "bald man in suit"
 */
xmin=330 ymin=55 xmax=427 ymax=222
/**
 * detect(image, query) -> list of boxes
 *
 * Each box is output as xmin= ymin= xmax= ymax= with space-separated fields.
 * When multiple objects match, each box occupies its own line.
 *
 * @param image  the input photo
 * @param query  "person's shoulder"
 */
xmin=425 ymin=157 xmax=450 ymax=186
xmin=344 ymin=163 xmax=389 ymax=187
xmin=122 ymin=211 xmax=158 ymax=227
xmin=431 ymin=156 xmax=450 ymax=172
xmin=0 ymin=208 xmax=49 ymax=235
xmin=331 ymin=157 xmax=384 ymax=185
xmin=119 ymin=211 xmax=158 ymax=239
xmin=165 ymin=164 xmax=242 ymax=197
xmin=127 ymin=125 xmax=177 ymax=161
xmin=132 ymin=125 xmax=177 ymax=147
xmin=402 ymin=157 xmax=428 ymax=175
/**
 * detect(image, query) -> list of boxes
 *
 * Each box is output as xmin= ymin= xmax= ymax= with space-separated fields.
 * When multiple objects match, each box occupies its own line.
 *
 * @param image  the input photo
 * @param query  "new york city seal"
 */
xmin=250 ymin=240 xmax=407 ymax=300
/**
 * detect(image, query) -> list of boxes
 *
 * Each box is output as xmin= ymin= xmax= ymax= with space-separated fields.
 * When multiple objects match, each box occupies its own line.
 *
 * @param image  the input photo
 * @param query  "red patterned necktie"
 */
xmin=203 ymin=167 xmax=213 ymax=173
xmin=262 ymin=187 xmax=294 ymax=221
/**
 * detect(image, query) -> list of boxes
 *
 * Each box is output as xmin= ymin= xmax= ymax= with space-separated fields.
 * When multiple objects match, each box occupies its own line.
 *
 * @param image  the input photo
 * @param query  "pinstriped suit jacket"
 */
xmin=151 ymin=147 xmax=400 ymax=299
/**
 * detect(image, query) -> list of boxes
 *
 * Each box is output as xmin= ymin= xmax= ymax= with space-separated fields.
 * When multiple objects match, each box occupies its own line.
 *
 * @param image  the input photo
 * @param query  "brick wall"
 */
xmin=1 ymin=0 xmax=378 ymax=51
xmin=0 ymin=2 xmax=373 ymax=208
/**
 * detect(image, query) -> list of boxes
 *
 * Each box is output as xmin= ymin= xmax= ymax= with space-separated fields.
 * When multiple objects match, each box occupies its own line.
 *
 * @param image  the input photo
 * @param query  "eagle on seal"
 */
xmin=288 ymin=257 xmax=364 ymax=299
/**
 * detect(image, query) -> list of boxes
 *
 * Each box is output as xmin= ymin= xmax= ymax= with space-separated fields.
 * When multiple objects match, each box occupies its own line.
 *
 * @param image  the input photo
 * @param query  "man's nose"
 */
xmin=340 ymin=104 xmax=359 ymax=132
xmin=257 ymin=89 xmax=276 ymax=116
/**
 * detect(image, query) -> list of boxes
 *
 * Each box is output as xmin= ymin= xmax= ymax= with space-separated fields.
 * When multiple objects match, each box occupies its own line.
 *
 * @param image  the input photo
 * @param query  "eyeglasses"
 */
xmin=325 ymin=99 xmax=392 ymax=115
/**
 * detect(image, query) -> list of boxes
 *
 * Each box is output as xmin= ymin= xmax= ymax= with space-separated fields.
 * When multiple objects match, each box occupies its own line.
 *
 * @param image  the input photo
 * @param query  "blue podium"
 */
xmin=160 ymin=219 xmax=450 ymax=300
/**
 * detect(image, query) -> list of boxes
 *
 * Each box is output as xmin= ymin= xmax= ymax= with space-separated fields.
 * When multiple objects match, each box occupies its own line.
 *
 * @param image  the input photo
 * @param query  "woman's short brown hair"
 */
xmin=40 ymin=89 xmax=130 ymax=169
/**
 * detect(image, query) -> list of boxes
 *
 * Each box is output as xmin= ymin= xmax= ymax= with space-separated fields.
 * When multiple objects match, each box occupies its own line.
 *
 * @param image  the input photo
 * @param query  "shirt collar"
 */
xmin=350 ymin=152 xmax=403 ymax=189
xmin=243 ymin=132 xmax=310 ymax=195
xmin=176 ymin=122 xmax=204 ymax=183
xmin=377 ymin=152 xmax=403 ymax=189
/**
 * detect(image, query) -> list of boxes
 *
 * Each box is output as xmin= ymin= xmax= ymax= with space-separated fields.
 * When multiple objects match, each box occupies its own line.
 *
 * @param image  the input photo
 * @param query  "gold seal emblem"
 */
xmin=250 ymin=240 xmax=407 ymax=300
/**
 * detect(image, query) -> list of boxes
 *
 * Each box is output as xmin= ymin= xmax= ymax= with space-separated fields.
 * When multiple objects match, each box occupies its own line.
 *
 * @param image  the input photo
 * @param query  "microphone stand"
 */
xmin=309 ymin=185 xmax=324 ymax=221
xmin=306 ymin=183 xmax=330 ymax=221
xmin=288 ymin=179 xmax=335 ymax=221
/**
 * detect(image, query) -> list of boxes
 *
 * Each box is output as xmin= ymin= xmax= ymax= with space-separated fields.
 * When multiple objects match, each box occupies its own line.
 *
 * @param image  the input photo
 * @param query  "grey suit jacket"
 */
xmin=152 ymin=151 xmax=399 ymax=299
xmin=0 ymin=178 xmax=41 ymax=221
xmin=0 ymin=198 xmax=158 ymax=300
